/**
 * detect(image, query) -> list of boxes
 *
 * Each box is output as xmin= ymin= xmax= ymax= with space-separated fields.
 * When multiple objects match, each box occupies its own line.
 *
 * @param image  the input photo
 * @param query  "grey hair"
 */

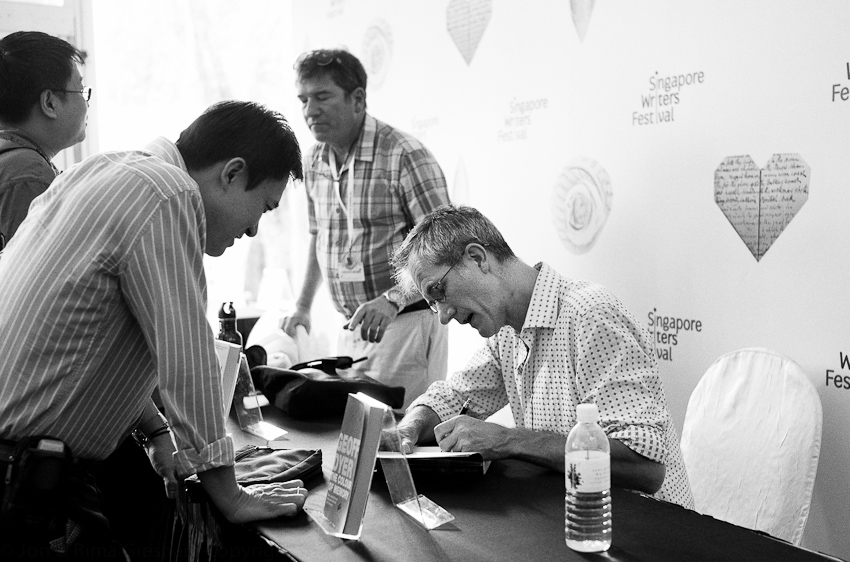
xmin=391 ymin=205 xmax=514 ymax=296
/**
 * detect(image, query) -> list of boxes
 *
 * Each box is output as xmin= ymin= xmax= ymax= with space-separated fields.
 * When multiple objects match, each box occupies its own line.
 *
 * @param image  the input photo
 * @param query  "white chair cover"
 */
xmin=680 ymin=347 xmax=822 ymax=545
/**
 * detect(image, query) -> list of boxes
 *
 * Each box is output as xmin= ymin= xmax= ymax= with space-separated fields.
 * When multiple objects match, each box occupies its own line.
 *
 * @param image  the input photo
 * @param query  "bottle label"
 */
xmin=565 ymin=450 xmax=610 ymax=493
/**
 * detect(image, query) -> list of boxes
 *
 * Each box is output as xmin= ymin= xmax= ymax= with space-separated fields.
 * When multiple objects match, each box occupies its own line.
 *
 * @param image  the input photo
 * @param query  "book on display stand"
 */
xmin=309 ymin=392 xmax=455 ymax=540
xmin=215 ymin=340 xmax=286 ymax=441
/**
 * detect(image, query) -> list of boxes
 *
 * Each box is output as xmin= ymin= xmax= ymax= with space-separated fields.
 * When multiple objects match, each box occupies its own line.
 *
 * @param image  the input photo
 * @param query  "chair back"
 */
xmin=680 ymin=347 xmax=822 ymax=545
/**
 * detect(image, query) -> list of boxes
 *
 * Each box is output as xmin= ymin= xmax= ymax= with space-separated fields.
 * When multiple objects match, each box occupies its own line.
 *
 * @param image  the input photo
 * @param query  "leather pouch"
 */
xmin=0 ymin=436 xmax=71 ymax=529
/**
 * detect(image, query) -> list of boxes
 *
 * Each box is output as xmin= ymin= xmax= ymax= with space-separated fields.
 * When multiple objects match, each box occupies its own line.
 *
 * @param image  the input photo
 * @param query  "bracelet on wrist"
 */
xmin=132 ymin=417 xmax=171 ymax=447
xmin=147 ymin=425 xmax=172 ymax=440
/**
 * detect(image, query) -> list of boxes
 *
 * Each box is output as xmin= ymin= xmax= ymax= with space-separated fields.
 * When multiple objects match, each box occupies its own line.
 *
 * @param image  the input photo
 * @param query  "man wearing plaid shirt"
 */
xmin=284 ymin=49 xmax=451 ymax=407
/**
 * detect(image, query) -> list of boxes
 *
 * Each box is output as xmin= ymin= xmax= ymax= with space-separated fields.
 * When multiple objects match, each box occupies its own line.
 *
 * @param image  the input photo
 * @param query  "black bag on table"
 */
xmin=250 ymin=355 xmax=405 ymax=419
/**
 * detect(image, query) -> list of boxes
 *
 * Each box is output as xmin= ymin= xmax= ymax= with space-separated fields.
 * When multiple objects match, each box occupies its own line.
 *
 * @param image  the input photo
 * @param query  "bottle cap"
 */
xmin=219 ymin=301 xmax=236 ymax=320
xmin=576 ymin=403 xmax=599 ymax=422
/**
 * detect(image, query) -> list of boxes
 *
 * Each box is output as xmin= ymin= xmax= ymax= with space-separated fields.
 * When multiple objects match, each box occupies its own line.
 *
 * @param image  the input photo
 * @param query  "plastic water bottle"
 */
xmin=565 ymin=403 xmax=611 ymax=552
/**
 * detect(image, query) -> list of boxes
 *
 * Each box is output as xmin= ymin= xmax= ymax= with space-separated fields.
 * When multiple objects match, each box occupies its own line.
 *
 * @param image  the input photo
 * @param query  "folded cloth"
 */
xmin=251 ymin=364 xmax=405 ymax=419
xmin=179 ymin=446 xmax=322 ymax=562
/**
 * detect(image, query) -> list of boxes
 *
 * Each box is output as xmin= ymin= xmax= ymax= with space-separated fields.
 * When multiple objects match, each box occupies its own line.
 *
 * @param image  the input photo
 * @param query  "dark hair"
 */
xmin=294 ymin=49 xmax=367 ymax=95
xmin=176 ymin=101 xmax=303 ymax=190
xmin=0 ymin=31 xmax=86 ymax=125
xmin=392 ymin=205 xmax=515 ymax=291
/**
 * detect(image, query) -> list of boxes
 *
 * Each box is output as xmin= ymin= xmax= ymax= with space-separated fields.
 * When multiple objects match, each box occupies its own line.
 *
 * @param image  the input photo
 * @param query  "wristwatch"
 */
xmin=382 ymin=287 xmax=405 ymax=312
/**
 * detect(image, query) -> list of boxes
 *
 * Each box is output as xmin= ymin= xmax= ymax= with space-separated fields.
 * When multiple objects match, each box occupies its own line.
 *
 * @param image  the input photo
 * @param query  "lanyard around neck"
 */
xmin=328 ymin=147 xmax=357 ymax=258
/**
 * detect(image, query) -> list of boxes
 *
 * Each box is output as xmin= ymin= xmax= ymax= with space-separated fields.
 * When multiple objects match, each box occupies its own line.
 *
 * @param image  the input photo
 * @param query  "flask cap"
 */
xmin=219 ymin=301 xmax=236 ymax=320
xmin=576 ymin=403 xmax=599 ymax=422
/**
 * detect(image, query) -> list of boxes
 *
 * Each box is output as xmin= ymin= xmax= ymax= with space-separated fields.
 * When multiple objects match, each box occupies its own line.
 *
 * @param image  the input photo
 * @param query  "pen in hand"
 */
xmin=458 ymin=398 xmax=471 ymax=416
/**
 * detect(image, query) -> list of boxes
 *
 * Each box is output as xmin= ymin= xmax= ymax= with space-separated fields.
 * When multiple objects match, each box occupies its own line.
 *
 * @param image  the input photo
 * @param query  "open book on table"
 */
xmin=378 ymin=445 xmax=491 ymax=476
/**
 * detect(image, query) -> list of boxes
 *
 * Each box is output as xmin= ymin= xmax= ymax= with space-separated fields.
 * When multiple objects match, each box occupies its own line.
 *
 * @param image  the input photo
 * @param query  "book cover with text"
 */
xmin=323 ymin=392 xmax=389 ymax=536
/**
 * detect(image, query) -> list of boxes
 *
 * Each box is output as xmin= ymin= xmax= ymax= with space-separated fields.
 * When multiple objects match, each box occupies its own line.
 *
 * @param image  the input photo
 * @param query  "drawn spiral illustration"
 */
xmin=361 ymin=19 xmax=393 ymax=89
xmin=551 ymin=157 xmax=613 ymax=254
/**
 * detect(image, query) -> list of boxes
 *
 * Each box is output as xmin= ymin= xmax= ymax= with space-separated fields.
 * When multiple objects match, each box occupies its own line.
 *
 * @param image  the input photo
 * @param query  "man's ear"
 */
xmin=351 ymin=87 xmax=366 ymax=114
xmin=466 ymin=243 xmax=490 ymax=273
xmin=219 ymin=157 xmax=247 ymax=189
xmin=39 ymin=90 xmax=59 ymax=119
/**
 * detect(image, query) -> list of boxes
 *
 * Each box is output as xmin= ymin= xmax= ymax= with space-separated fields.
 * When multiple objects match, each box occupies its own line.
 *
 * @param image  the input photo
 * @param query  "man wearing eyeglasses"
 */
xmin=284 ymin=49 xmax=451 ymax=407
xmin=390 ymin=205 xmax=694 ymax=509
xmin=0 ymin=31 xmax=90 ymax=247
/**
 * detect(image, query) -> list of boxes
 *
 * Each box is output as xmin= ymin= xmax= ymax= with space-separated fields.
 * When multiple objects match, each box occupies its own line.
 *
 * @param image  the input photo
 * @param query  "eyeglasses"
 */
xmin=294 ymin=50 xmax=342 ymax=69
xmin=422 ymin=260 xmax=458 ymax=314
xmin=420 ymin=243 xmax=491 ymax=313
xmin=53 ymin=87 xmax=92 ymax=102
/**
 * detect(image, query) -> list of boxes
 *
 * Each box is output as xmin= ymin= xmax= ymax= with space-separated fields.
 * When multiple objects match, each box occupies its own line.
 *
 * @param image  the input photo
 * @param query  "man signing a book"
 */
xmin=390 ymin=205 xmax=694 ymax=509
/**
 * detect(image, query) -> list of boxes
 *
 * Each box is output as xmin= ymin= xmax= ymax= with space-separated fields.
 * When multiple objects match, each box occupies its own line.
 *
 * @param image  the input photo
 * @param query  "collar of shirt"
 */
xmin=0 ymin=129 xmax=56 ymax=171
xmin=143 ymin=136 xmax=189 ymax=172
xmin=520 ymin=262 xmax=561 ymax=332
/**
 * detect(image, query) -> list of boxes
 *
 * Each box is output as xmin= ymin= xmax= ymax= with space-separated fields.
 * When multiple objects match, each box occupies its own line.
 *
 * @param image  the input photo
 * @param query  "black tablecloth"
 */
xmin=234 ymin=409 xmax=842 ymax=562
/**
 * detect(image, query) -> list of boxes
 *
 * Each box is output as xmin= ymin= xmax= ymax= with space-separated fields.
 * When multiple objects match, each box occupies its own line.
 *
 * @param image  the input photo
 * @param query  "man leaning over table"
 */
xmin=0 ymin=101 xmax=308 ymax=561
xmin=390 ymin=204 xmax=694 ymax=508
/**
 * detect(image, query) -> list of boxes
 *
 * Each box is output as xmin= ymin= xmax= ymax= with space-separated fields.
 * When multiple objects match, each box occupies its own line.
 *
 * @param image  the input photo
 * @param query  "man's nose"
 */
xmin=246 ymin=225 xmax=258 ymax=238
xmin=437 ymin=302 xmax=454 ymax=325
xmin=304 ymin=99 xmax=321 ymax=117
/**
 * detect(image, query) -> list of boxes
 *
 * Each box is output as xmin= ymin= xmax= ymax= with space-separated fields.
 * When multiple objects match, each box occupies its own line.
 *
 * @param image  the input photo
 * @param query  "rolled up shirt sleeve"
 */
xmin=573 ymin=305 xmax=668 ymax=464
xmin=409 ymin=338 xmax=509 ymax=422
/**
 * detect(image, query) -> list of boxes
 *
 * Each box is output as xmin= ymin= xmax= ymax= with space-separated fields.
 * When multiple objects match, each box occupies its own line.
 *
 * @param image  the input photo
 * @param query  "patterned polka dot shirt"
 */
xmin=410 ymin=263 xmax=694 ymax=508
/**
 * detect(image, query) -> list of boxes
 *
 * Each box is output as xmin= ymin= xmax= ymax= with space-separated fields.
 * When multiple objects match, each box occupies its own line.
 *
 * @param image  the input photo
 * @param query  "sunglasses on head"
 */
xmin=295 ymin=50 xmax=343 ymax=68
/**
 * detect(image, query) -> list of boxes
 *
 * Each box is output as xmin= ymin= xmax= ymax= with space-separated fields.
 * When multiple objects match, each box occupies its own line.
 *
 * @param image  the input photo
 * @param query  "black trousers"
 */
xmin=94 ymin=438 xmax=288 ymax=562
xmin=0 ymin=457 xmax=128 ymax=561
xmin=2 ymin=437 xmax=290 ymax=562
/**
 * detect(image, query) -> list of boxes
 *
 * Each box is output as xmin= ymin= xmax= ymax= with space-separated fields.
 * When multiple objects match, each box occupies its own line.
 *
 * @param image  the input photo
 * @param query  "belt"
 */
xmin=0 ymin=438 xmax=15 ymax=463
xmin=398 ymin=299 xmax=430 ymax=315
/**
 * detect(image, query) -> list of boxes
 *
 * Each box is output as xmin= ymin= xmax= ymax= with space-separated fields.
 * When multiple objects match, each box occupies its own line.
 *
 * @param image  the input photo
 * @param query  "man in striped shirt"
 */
xmin=284 ymin=49 xmax=451 ymax=408
xmin=0 ymin=101 xmax=307 ymax=559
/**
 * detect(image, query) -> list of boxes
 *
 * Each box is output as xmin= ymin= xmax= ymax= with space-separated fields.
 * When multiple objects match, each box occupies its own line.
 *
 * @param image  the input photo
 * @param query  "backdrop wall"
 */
xmin=287 ymin=1 xmax=850 ymax=557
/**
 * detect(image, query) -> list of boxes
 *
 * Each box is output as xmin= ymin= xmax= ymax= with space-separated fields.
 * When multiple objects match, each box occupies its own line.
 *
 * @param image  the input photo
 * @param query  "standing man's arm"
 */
xmin=347 ymin=143 xmax=451 ymax=342
xmin=282 ymin=233 xmax=322 ymax=336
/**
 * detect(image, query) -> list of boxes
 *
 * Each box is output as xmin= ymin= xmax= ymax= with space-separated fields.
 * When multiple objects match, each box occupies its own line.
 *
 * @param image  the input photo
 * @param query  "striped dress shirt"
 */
xmin=0 ymin=137 xmax=233 ymax=476
xmin=305 ymin=114 xmax=450 ymax=317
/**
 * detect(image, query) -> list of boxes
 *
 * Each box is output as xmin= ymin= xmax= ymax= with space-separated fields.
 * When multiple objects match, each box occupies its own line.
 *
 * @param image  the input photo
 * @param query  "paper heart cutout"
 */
xmin=571 ymin=0 xmax=595 ymax=42
xmin=551 ymin=156 xmax=613 ymax=255
xmin=446 ymin=0 xmax=492 ymax=65
xmin=714 ymin=154 xmax=809 ymax=262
